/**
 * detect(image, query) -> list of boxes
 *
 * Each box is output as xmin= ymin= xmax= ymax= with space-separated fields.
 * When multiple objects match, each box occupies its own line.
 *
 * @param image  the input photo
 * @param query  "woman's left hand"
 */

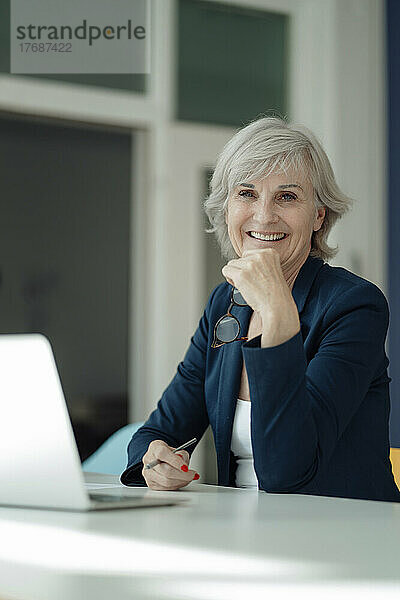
xmin=221 ymin=249 xmax=301 ymax=347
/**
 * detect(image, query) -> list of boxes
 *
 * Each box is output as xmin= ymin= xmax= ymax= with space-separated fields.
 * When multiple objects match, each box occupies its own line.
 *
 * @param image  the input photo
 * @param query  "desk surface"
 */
xmin=0 ymin=473 xmax=399 ymax=600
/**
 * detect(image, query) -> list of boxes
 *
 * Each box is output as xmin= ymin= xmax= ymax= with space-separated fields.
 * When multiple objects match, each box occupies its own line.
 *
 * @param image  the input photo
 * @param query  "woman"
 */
xmin=121 ymin=117 xmax=400 ymax=502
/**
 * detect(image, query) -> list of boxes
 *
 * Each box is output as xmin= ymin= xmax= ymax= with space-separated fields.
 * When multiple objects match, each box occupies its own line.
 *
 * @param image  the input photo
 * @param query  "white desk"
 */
xmin=0 ymin=472 xmax=399 ymax=600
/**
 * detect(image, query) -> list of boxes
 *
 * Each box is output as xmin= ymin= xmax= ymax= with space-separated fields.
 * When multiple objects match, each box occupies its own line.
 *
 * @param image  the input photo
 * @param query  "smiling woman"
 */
xmin=121 ymin=117 xmax=400 ymax=503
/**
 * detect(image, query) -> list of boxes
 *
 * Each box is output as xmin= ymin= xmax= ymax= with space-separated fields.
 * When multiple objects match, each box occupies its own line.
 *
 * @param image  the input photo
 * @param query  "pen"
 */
xmin=144 ymin=437 xmax=197 ymax=470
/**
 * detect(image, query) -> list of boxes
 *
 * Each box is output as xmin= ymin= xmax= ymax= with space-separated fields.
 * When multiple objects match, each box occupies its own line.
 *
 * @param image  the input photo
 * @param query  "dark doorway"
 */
xmin=0 ymin=114 xmax=132 ymax=460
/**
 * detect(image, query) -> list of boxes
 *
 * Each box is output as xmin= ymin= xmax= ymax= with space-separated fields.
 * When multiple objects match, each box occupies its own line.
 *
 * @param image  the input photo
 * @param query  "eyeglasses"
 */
xmin=211 ymin=287 xmax=248 ymax=348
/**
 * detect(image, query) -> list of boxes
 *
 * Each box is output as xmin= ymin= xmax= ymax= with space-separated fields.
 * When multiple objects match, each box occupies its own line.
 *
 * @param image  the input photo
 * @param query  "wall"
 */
xmin=387 ymin=0 xmax=400 ymax=446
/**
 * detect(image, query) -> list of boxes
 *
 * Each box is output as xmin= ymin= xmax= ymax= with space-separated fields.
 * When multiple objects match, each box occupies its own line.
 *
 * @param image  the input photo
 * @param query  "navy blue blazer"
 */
xmin=121 ymin=255 xmax=400 ymax=502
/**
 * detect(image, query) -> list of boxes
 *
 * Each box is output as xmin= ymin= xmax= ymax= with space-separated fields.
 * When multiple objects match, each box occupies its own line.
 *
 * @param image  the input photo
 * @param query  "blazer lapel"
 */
xmin=292 ymin=256 xmax=325 ymax=314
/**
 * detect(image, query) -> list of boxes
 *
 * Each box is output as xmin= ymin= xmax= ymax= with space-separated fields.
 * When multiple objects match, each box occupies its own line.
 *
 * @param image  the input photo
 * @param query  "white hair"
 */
xmin=204 ymin=116 xmax=352 ymax=261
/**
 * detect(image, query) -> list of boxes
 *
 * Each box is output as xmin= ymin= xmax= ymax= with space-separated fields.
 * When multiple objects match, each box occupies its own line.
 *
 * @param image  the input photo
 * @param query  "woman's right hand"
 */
xmin=142 ymin=440 xmax=200 ymax=490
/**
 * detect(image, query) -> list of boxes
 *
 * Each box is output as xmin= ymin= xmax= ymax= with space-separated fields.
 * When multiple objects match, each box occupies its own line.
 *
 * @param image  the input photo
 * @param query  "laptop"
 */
xmin=0 ymin=334 xmax=184 ymax=511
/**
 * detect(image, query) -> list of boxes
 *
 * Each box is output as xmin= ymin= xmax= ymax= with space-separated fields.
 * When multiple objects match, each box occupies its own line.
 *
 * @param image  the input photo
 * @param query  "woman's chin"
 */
xmin=242 ymin=237 xmax=287 ymax=253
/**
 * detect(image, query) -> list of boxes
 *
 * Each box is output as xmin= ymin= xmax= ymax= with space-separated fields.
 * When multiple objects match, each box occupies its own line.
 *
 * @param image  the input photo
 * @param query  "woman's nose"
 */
xmin=253 ymin=200 xmax=279 ymax=224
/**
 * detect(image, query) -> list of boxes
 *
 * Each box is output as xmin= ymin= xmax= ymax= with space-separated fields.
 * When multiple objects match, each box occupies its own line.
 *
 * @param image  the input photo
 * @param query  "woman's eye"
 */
xmin=238 ymin=189 xmax=256 ymax=199
xmin=278 ymin=192 xmax=296 ymax=202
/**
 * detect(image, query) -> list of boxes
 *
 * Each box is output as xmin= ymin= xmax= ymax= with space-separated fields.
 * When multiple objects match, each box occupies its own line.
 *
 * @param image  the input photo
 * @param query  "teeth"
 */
xmin=249 ymin=232 xmax=286 ymax=241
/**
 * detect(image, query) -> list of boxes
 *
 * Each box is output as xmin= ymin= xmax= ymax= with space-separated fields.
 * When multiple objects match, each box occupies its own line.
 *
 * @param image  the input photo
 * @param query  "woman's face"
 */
xmin=225 ymin=169 xmax=325 ymax=270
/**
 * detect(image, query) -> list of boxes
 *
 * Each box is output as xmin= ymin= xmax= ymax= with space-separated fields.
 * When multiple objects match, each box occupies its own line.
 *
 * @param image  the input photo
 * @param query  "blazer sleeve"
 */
xmin=120 ymin=286 xmax=218 ymax=486
xmin=242 ymin=282 xmax=390 ymax=493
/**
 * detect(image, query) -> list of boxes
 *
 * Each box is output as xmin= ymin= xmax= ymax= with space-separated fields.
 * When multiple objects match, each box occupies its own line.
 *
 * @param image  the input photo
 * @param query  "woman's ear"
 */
xmin=313 ymin=206 xmax=326 ymax=232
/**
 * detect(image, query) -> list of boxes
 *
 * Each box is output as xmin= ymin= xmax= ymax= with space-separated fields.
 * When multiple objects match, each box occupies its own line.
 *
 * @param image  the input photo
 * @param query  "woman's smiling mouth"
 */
xmin=246 ymin=231 xmax=289 ymax=242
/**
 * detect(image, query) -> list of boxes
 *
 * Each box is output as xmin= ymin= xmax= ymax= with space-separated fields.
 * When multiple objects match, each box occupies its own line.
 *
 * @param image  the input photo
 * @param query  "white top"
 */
xmin=230 ymin=398 xmax=258 ymax=489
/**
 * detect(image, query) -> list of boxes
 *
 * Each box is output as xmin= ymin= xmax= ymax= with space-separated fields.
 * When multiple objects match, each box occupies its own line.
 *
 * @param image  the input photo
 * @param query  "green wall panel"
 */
xmin=177 ymin=0 xmax=288 ymax=127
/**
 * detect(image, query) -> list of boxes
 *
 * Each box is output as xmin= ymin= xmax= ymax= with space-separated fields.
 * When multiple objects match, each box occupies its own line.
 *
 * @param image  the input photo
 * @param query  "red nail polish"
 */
xmin=181 ymin=465 xmax=188 ymax=472
xmin=193 ymin=473 xmax=200 ymax=480
xmin=176 ymin=454 xmax=183 ymax=458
